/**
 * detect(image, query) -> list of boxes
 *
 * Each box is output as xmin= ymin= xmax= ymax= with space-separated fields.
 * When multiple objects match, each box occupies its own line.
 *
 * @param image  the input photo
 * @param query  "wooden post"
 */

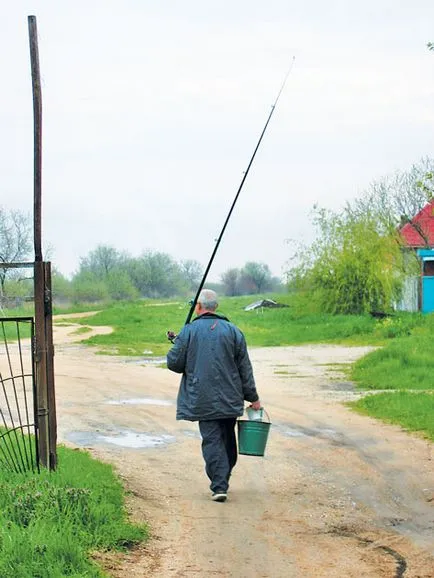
xmin=28 ymin=15 xmax=43 ymax=263
xmin=44 ymin=262 xmax=57 ymax=470
xmin=29 ymin=16 xmax=55 ymax=469
xmin=34 ymin=261 xmax=49 ymax=468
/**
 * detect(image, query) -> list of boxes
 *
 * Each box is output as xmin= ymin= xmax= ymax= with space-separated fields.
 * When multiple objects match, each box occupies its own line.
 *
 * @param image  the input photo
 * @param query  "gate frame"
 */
xmin=0 ymin=315 xmax=40 ymax=473
xmin=0 ymin=261 xmax=56 ymax=470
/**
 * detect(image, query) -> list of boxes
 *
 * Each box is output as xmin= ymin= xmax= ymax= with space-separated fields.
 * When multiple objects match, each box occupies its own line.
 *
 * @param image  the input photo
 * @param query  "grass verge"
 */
xmin=351 ymin=326 xmax=434 ymax=391
xmin=0 ymin=444 xmax=147 ymax=577
xmin=348 ymin=392 xmax=434 ymax=441
xmin=349 ymin=316 xmax=434 ymax=440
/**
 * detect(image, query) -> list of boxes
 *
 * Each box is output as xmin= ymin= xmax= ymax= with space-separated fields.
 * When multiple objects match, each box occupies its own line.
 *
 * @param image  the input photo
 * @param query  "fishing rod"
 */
xmin=168 ymin=59 xmax=295 ymax=341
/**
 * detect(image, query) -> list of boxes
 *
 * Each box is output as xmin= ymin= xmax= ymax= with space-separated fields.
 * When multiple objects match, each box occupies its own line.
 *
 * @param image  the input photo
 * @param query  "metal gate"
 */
xmin=0 ymin=317 xmax=39 ymax=473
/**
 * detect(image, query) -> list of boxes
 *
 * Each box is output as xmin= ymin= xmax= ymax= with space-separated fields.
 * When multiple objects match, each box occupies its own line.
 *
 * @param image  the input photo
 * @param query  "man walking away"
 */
xmin=167 ymin=289 xmax=261 ymax=502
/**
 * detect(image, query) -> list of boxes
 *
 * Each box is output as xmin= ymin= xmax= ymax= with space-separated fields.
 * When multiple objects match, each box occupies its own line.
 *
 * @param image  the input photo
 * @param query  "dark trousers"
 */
xmin=198 ymin=418 xmax=238 ymax=493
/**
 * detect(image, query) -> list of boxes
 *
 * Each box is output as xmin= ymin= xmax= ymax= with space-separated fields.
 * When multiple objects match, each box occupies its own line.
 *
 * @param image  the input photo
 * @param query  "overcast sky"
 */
xmin=1 ymin=1 xmax=434 ymax=281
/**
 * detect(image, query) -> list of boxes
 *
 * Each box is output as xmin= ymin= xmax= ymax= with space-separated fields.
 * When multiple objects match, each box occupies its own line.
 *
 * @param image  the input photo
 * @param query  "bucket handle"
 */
xmin=244 ymin=406 xmax=271 ymax=423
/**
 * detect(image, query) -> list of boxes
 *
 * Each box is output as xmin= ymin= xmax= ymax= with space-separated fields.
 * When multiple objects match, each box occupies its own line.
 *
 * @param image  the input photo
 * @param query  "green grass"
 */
xmin=348 ymin=316 xmax=434 ymax=441
xmin=67 ymin=299 xmax=187 ymax=356
xmin=348 ymin=392 xmax=434 ymax=441
xmin=63 ymin=293 xmax=425 ymax=356
xmin=71 ymin=326 xmax=93 ymax=335
xmin=0 ymin=444 xmax=147 ymax=577
xmin=0 ymin=318 xmax=33 ymax=341
xmin=350 ymin=320 xmax=434 ymax=391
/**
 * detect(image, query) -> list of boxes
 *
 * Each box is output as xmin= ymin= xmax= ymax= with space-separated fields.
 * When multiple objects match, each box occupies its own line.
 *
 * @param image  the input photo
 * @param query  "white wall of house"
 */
xmin=396 ymin=276 xmax=419 ymax=312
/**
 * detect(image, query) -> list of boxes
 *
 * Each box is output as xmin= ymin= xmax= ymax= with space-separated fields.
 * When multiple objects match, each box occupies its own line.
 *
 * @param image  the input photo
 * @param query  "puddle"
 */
xmin=106 ymin=397 xmax=173 ymax=406
xmin=182 ymin=429 xmax=201 ymax=439
xmin=67 ymin=429 xmax=176 ymax=449
xmin=125 ymin=356 xmax=166 ymax=365
xmin=276 ymin=423 xmax=345 ymax=445
xmin=322 ymin=381 xmax=355 ymax=392
xmin=281 ymin=428 xmax=308 ymax=438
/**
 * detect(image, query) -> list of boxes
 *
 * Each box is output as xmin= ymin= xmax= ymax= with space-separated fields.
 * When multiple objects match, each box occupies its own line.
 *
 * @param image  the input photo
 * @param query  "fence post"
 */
xmin=44 ymin=262 xmax=57 ymax=470
xmin=28 ymin=15 xmax=43 ymax=263
xmin=34 ymin=260 xmax=49 ymax=468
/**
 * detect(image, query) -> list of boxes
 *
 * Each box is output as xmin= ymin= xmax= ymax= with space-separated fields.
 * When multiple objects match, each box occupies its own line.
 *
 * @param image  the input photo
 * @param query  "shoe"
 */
xmin=211 ymin=492 xmax=227 ymax=502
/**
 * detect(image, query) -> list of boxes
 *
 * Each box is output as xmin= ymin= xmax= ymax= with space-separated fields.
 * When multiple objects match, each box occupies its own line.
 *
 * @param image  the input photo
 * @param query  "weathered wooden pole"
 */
xmin=44 ymin=262 xmax=57 ymax=470
xmin=28 ymin=15 xmax=42 ymax=263
xmin=28 ymin=15 xmax=53 ymax=469
xmin=33 ymin=261 xmax=49 ymax=468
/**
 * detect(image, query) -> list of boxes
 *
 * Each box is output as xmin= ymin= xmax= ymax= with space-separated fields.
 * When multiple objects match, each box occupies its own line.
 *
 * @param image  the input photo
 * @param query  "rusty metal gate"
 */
xmin=0 ymin=317 xmax=39 ymax=473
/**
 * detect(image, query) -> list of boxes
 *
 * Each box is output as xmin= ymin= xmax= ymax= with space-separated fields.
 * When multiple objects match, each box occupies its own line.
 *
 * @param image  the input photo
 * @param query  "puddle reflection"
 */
xmin=67 ymin=429 xmax=176 ymax=449
xmin=106 ymin=398 xmax=173 ymax=406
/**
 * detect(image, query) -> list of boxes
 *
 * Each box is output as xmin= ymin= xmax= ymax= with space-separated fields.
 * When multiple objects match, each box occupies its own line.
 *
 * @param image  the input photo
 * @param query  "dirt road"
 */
xmin=53 ymin=315 xmax=434 ymax=577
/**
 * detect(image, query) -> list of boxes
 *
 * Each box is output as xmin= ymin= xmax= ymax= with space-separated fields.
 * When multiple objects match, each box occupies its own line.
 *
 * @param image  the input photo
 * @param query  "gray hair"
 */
xmin=198 ymin=289 xmax=218 ymax=311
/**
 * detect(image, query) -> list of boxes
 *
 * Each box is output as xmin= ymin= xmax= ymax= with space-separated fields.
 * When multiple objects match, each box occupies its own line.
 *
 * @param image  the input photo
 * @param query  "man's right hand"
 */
xmin=250 ymin=400 xmax=261 ymax=411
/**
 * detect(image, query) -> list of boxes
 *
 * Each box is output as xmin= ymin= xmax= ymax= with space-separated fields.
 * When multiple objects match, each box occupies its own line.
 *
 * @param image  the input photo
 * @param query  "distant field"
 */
xmin=53 ymin=293 xmax=424 ymax=356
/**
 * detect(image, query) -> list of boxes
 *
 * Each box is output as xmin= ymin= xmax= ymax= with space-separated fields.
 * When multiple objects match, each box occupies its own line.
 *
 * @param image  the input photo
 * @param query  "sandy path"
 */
xmin=52 ymin=317 xmax=434 ymax=578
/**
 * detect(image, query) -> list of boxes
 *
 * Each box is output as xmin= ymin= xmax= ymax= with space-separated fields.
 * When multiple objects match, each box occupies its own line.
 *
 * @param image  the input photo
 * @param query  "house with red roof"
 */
xmin=399 ymin=199 xmax=434 ymax=313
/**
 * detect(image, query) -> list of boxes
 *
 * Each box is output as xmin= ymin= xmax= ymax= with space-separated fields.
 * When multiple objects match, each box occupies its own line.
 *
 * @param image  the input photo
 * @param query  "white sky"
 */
xmin=1 ymin=1 xmax=434 ymax=281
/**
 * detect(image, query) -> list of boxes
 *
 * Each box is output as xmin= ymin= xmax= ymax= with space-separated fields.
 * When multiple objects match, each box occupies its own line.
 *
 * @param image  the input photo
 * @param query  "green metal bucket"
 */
xmin=237 ymin=409 xmax=271 ymax=457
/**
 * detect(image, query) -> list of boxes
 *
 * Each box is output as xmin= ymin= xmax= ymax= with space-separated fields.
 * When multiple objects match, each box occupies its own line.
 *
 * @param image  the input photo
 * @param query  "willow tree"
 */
xmin=289 ymin=207 xmax=408 ymax=314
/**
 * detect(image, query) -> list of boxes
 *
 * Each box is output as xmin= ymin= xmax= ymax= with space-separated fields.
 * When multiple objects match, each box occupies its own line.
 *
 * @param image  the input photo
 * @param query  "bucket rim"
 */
xmin=238 ymin=407 xmax=271 ymax=424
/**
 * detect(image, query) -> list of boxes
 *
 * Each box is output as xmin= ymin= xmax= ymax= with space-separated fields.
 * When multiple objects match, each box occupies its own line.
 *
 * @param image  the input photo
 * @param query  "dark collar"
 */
xmin=193 ymin=312 xmax=230 ymax=322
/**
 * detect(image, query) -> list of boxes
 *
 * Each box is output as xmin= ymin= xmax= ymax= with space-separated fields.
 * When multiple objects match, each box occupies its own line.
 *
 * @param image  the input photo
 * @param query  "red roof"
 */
xmin=400 ymin=200 xmax=434 ymax=247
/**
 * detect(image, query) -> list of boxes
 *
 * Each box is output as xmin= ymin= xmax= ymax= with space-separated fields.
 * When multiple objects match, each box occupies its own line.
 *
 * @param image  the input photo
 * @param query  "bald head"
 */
xmin=197 ymin=289 xmax=218 ymax=312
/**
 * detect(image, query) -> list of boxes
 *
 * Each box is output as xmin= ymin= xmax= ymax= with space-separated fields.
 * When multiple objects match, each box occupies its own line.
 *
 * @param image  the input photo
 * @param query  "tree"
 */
xmin=133 ymin=251 xmax=185 ymax=297
xmin=51 ymin=269 xmax=73 ymax=303
xmin=221 ymin=268 xmax=240 ymax=296
xmin=78 ymin=245 xmax=129 ymax=279
xmin=71 ymin=272 xmax=110 ymax=303
xmin=74 ymin=245 xmax=138 ymax=301
xmin=239 ymin=262 xmax=273 ymax=294
xmin=288 ymin=207 xmax=406 ymax=314
xmin=2 ymin=276 xmax=33 ymax=307
xmin=346 ymin=158 xmax=434 ymax=243
xmin=0 ymin=207 xmax=32 ymax=303
xmin=106 ymin=270 xmax=139 ymax=301
xmin=180 ymin=259 xmax=203 ymax=292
